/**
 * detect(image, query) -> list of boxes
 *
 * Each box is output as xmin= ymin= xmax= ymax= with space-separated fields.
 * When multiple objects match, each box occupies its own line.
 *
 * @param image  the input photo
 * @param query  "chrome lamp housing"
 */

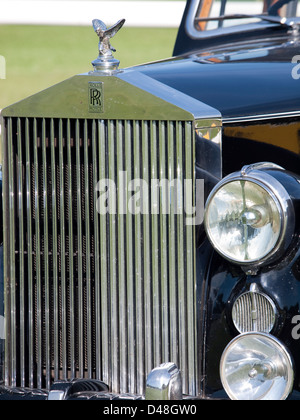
xmin=220 ymin=333 xmax=294 ymax=400
xmin=204 ymin=162 xmax=297 ymax=269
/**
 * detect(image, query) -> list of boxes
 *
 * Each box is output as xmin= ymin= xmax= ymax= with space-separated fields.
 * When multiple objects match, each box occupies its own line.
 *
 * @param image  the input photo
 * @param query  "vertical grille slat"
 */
xmin=92 ymin=119 xmax=101 ymax=381
xmin=66 ymin=119 xmax=76 ymax=380
xmin=42 ymin=117 xmax=51 ymax=390
xmin=17 ymin=117 xmax=25 ymax=387
xmin=150 ymin=121 xmax=161 ymax=370
xmin=125 ymin=120 xmax=135 ymax=394
xmin=33 ymin=117 xmax=43 ymax=390
xmin=59 ymin=118 xmax=67 ymax=380
xmin=83 ymin=119 xmax=92 ymax=379
xmin=7 ymin=117 xmax=16 ymax=387
xmin=25 ymin=117 xmax=34 ymax=389
xmin=159 ymin=122 xmax=169 ymax=365
xmin=50 ymin=118 xmax=59 ymax=382
xmin=117 ymin=120 xmax=127 ymax=394
xmin=98 ymin=119 xmax=110 ymax=387
xmin=185 ymin=121 xmax=197 ymax=396
xmin=168 ymin=121 xmax=177 ymax=366
xmin=142 ymin=120 xmax=152 ymax=381
xmin=75 ymin=119 xmax=84 ymax=379
xmin=108 ymin=120 xmax=119 ymax=392
xmin=133 ymin=120 xmax=144 ymax=396
xmin=3 ymin=116 xmax=197 ymax=396
xmin=176 ymin=121 xmax=186 ymax=389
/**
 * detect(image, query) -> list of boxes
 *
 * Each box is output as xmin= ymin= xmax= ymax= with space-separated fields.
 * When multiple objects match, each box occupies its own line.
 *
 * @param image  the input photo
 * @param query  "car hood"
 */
xmin=135 ymin=37 xmax=300 ymax=119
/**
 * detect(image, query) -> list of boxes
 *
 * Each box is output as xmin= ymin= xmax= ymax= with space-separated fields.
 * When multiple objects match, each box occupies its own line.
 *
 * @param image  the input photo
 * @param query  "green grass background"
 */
xmin=0 ymin=25 xmax=178 ymax=110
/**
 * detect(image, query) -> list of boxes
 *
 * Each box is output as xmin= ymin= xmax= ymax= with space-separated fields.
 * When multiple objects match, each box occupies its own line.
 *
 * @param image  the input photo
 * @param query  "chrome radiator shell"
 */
xmin=2 ymin=72 xmax=221 ymax=397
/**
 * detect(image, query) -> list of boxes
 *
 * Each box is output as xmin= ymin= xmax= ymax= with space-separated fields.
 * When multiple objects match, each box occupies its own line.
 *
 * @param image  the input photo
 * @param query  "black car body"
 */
xmin=1 ymin=0 xmax=300 ymax=400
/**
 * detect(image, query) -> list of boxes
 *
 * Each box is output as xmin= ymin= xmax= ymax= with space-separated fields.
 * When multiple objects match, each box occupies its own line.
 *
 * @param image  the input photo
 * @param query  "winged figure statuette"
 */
xmin=93 ymin=18 xmax=126 ymax=57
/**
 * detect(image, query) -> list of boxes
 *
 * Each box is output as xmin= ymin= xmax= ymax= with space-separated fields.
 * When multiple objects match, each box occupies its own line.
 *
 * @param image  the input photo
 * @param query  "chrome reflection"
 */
xmin=220 ymin=333 xmax=294 ymax=400
xmin=145 ymin=363 xmax=182 ymax=400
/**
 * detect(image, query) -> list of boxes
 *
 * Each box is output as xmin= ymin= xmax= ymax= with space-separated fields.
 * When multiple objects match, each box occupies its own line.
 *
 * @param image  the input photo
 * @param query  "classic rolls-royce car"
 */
xmin=1 ymin=0 xmax=300 ymax=401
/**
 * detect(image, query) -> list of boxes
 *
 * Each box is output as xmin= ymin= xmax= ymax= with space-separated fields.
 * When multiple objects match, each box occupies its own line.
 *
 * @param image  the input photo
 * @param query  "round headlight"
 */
xmin=220 ymin=333 xmax=294 ymax=400
xmin=204 ymin=163 xmax=294 ymax=266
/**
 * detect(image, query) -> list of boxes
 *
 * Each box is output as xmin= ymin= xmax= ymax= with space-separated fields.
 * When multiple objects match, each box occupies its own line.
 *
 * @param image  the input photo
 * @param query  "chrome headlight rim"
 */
xmin=220 ymin=332 xmax=294 ymax=401
xmin=204 ymin=163 xmax=295 ymax=267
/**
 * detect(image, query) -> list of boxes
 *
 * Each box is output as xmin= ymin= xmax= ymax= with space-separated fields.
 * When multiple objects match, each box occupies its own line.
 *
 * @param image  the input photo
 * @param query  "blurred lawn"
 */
xmin=0 ymin=25 xmax=178 ymax=110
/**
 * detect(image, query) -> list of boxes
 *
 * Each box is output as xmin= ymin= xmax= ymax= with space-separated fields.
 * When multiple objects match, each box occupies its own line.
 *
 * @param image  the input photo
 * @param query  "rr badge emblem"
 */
xmin=89 ymin=81 xmax=104 ymax=113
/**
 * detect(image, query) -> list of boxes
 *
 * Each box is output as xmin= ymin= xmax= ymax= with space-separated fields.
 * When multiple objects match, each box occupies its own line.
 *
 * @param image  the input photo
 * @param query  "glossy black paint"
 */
xmin=138 ymin=38 xmax=300 ymax=119
xmin=222 ymin=136 xmax=300 ymax=176
xmin=199 ymin=169 xmax=300 ymax=397
xmin=202 ymin=247 xmax=300 ymax=398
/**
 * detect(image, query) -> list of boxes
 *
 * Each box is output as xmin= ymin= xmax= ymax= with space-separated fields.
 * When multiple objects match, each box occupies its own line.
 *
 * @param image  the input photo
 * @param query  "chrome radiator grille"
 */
xmin=3 ymin=116 xmax=197 ymax=396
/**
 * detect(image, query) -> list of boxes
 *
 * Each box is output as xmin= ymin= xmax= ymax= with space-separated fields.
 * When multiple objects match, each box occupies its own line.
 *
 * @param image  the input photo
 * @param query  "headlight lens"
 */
xmin=204 ymin=164 xmax=294 ymax=265
xmin=220 ymin=333 xmax=294 ymax=400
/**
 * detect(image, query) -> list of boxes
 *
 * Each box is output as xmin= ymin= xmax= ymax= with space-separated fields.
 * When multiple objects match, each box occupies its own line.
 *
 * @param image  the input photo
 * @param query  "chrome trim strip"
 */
xmin=1 ymin=116 xmax=8 ymax=386
xmin=223 ymin=111 xmax=300 ymax=124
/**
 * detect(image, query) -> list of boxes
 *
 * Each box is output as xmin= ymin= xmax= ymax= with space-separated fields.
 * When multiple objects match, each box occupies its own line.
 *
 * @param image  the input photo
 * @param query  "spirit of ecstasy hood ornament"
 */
xmin=91 ymin=18 xmax=126 ymax=72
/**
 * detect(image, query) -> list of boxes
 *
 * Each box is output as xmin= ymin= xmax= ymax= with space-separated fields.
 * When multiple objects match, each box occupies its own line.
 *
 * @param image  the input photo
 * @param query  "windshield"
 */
xmin=194 ymin=0 xmax=299 ymax=31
